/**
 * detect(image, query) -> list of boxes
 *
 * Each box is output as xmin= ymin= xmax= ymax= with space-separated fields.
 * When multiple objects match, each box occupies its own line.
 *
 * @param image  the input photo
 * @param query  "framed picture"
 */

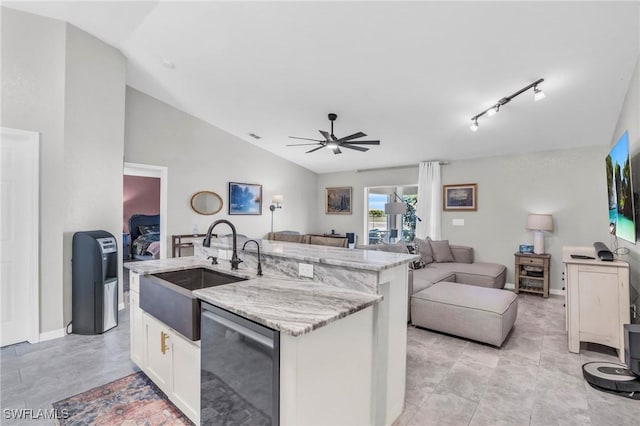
xmin=443 ymin=183 xmax=477 ymax=211
xmin=228 ymin=182 xmax=262 ymax=215
xmin=325 ymin=187 xmax=352 ymax=214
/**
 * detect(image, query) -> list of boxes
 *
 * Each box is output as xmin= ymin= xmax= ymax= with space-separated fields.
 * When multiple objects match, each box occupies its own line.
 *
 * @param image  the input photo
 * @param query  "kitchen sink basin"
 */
xmin=153 ymin=268 xmax=247 ymax=291
xmin=140 ymin=267 xmax=247 ymax=340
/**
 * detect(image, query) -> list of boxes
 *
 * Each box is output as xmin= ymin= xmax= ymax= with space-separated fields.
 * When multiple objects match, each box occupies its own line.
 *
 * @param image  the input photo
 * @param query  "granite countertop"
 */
xmin=194 ymin=279 xmax=381 ymax=336
xmin=125 ymin=257 xmax=382 ymax=336
xmin=195 ymin=238 xmax=419 ymax=271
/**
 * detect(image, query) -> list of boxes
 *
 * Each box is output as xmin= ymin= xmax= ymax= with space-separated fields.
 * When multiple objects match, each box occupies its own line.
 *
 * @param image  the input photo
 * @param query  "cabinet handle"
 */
xmin=160 ymin=331 xmax=170 ymax=355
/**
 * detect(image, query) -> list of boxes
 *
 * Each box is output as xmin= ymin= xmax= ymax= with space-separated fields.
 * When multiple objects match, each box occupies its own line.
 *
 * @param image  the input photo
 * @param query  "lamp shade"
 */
xmin=526 ymin=214 xmax=553 ymax=232
xmin=385 ymin=202 xmax=407 ymax=215
xmin=271 ymin=195 xmax=283 ymax=205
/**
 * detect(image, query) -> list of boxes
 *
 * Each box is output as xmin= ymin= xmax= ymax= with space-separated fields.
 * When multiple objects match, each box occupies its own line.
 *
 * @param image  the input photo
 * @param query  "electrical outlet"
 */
xmin=632 ymin=304 xmax=638 ymax=320
xmin=298 ymin=263 xmax=314 ymax=278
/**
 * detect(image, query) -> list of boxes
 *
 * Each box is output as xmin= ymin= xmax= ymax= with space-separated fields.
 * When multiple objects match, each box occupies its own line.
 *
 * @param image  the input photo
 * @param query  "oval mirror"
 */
xmin=190 ymin=191 xmax=223 ymax=215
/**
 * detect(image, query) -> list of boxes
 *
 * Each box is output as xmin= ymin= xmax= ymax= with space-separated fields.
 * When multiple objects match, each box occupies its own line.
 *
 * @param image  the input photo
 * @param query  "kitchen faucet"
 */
xmin=203 ymin=219 xmax=242 ymax=270
xmin=242 ymin=239 xmax=263 ymax=276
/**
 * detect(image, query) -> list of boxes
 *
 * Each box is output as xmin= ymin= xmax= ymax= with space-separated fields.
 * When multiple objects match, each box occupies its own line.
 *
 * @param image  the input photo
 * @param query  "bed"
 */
xmin=129 ymin=214 xmax=161 ymax=260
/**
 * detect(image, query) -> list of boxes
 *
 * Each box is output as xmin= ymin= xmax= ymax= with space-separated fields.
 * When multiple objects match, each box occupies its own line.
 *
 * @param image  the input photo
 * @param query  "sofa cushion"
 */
xmin=411 ymin=264 xmax=456 ymax=293
xmin=450 ymin=245 xmax=474 ymax=264
xmin=379 ymin=242 xmax=410 ymax=254
xmin=429 ymin=239 xmax=455 ymax=263
xmin=452 ymin=262 xmax=507 ymax=289
xmin=413 ymin=237 xmax=434 ymax=264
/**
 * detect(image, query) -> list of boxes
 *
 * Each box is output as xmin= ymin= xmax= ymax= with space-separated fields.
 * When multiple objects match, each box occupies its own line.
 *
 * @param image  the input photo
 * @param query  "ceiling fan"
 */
xmin=287 ymin=113 xmax=381 ymax=154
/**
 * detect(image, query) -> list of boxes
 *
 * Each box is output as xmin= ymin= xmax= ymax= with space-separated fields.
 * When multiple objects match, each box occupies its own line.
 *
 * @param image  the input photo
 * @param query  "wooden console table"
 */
xmin=171 ymin=234 xmax=208 ymax=257
xmin=562 ymin=246 xmax=629 ymax=362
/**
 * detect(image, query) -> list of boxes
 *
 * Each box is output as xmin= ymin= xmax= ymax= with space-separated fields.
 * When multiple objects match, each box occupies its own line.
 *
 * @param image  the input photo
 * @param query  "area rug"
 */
xmin=52 ymin=371 xmax=193 ymax=425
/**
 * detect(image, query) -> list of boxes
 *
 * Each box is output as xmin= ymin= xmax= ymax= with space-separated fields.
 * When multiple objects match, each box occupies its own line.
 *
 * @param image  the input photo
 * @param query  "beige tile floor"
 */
xmin=1 ymin=294 xmax=638 ymax=425
xmin=395 ymin=294 xmax=640 ymax=426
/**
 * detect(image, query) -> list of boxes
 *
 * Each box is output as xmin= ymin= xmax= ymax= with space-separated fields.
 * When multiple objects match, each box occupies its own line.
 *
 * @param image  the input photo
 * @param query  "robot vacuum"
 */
xmin=582 ymin=362 xmax=640 ymax=399
xmin=581 ymin=324 xmax=640 ymax=400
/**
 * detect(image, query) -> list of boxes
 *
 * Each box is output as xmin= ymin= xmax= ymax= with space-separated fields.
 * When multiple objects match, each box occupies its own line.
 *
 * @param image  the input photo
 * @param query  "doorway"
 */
xmin=123 ymin=163 xmax=168 ymax=260
xmin=1 ymin=127 xmax=40 ymax=346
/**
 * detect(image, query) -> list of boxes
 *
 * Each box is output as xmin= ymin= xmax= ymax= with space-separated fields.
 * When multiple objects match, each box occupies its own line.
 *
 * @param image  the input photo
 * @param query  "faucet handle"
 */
xmin=207 ymin=255 xmax=217 ymax=265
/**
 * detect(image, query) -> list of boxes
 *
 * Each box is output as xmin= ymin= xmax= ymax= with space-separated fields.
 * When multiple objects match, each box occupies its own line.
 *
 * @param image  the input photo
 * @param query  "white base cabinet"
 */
xmin=129 ymin=272 xmax=200 ymax=424
xmin=562 ymin=246 xmax=630 ymax=362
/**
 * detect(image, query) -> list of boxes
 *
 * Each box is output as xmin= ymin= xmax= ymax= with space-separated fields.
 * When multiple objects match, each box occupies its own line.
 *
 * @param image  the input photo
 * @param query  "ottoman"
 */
xmin=411 ymin=281 xmax=518 ymax=347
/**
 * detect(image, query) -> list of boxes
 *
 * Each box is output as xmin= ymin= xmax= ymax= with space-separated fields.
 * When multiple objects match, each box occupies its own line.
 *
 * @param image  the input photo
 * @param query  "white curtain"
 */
xmin=415 ymin=161 xmax=442 ymax=240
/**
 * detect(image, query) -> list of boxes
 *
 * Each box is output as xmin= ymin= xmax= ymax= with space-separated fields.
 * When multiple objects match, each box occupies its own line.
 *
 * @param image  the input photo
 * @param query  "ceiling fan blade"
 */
xmin=343 ymin=140 xmax=380 ymax=145
xmin=333 ymin=147 xmax=342 ymax=154
xmin=306 ymin=145 xmax=326 ymax=154
xmin=288 ymin=136 xmax=325 ymax=142
xmin=286 ymin=143 xmax=322 ymax=146
xmin=318 ymin=130 xmax=332 ymax=142
xmin=335 ymin=132 xmax=366 ymax=143
xmin=340 ymin=144 xmax=369 ymax=152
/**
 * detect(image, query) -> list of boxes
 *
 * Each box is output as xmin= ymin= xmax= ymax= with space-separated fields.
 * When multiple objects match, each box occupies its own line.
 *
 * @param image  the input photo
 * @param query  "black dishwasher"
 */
xmin=201 ymin=302 xmax=280 ymax=425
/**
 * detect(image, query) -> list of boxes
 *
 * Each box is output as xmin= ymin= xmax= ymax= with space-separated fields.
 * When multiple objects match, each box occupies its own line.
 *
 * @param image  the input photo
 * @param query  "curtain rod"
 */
xmin=355 ymin=161 xmax=449 ymax=173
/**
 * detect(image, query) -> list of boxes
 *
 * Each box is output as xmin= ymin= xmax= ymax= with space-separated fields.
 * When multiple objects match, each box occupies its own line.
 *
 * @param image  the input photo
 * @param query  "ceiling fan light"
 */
xmin=326 ymin=142 xmax=338 ymax=149
xmin=534 ymin=86 xmax=546 ymax=101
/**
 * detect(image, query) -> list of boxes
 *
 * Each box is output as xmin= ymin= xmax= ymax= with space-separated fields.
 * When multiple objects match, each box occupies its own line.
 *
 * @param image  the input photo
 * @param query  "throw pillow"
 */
xmin=413 ymin=237 xmax=434 ymax=264
xmin=139 ymin=224 xmax=160 ymax=235
xmin=429 ymin=239 xmax=455 ymax=263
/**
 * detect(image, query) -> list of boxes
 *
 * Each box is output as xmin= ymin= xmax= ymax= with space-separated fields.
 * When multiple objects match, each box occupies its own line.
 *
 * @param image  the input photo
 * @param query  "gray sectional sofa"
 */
xmin=359 ymin=239 xmax=517 ymax=347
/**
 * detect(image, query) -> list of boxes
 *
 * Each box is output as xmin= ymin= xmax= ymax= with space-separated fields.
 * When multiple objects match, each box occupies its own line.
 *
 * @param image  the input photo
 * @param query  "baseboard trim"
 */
xmin=39 ymin=328 xmax=65 ymax=342
xmin=504 ymin=283 xmax=565 ymax=297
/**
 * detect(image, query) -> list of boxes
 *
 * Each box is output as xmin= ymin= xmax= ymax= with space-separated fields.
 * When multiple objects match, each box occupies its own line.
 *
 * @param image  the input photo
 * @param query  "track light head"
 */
xmin=534 ymin=86 xmax=546 ymax=101
xmin=486 ymin=105 xmax=500 ymax=117
xmin=469 ymin=119 xmax=479 ymax=132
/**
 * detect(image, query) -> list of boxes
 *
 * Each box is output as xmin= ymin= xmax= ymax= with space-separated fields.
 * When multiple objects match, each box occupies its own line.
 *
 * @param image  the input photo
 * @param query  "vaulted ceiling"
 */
xmin=6 ymin=1 xmax=639 ymax=173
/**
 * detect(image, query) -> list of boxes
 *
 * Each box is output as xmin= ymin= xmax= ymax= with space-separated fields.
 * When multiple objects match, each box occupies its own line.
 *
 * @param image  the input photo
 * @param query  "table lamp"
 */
xmin=526 ymin=214 xmax=553 ymax=254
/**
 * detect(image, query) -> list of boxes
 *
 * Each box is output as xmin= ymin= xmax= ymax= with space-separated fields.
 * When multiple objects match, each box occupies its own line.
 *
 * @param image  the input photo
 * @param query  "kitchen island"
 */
xmin=126 ymin=239 xmax=417 ymax=425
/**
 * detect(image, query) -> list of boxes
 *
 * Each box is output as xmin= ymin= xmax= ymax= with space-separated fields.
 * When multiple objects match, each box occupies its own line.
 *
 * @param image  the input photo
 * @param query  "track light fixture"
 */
xmin=469 ymin=78 xmax=545 ymax=131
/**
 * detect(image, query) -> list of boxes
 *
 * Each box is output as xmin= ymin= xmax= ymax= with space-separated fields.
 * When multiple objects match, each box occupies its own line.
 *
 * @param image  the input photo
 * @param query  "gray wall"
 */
xmin=1 ymin=8 xmax=126 ymax=334
xmin=62 ymin=24 xmax=127 ymax=324
xmin=441 ymin=147 xmax=611 ymax=291
xmin=124 ymin=87 xmax=318 ymax=241
xmin=611 ymin=55 xmax=640 ymax=316
xmin=315 ymin=167 xmax=419 ymax=243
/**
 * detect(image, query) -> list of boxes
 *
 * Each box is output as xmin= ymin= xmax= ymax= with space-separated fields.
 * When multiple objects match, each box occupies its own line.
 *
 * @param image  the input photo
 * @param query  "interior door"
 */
xmin=1 ymin=128 xmax=39 ymax=346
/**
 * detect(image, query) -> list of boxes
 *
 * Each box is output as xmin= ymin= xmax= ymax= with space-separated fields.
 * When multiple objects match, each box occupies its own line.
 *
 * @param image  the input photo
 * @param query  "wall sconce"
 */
xmin=269 ymin=195 xmax=283 ymax=233
xmin=526 ymin=213 xmax=554 ymax=254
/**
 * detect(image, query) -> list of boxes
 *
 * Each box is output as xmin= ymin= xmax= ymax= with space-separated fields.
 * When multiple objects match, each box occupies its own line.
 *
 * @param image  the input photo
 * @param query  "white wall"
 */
xmin=1 ymin=8 xmax=127 ymax=334
xmin=315 ymin=167 xmax=419 ymax=243
xmin=611 ymin=55 xmax=640 ymax=316
xmin=441 ymin=147 xmax=611 ymax=291
xmin=62 ymin=24 xmax=126 ymax=323
xmin=124 ymin=87 xmax=318 ymax=241
xmin=1 ymin=7 xmax=67 ymax=334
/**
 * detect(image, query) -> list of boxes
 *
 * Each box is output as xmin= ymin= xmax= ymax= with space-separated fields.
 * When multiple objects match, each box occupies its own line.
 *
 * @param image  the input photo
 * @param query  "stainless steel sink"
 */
xmin=140 ymin=267 xmax=247 ymax=340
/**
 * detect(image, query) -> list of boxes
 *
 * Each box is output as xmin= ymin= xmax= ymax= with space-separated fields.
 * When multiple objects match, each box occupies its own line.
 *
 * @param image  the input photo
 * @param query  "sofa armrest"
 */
xmin=450 ymin=245 xmax=474 ymax=264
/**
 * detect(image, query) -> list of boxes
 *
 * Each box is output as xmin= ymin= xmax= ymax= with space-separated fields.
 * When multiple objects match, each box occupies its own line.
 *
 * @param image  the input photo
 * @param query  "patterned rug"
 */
xmin=52 ymin=372 xmax=193 ymax=425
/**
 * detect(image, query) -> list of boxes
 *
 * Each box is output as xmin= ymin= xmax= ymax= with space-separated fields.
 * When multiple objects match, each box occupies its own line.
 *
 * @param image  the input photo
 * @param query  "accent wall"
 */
xmin=123 ymin=175 xmax=161 ymax=233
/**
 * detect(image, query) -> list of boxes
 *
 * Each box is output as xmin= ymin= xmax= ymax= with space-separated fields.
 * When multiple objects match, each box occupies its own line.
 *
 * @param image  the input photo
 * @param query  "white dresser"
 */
xmin=562 ymin=246 xmax=630 ymax=362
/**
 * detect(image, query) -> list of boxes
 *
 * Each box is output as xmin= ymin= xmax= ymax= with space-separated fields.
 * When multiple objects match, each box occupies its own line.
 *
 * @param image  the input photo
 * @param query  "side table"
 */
xmin=514 ymin=252 xmax=550 ymax=298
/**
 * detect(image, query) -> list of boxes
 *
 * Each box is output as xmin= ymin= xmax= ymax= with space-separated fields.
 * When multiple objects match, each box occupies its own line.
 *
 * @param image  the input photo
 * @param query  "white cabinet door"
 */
xmin=144 ymin=313 xmax=172 ymax=391
xmin=171 ymin=331 xmax=201 ymax=423
xmin=129 ymin=290 xmax=145 ymax=366
xmin=577 ymin=267 xmax=619 ymax=346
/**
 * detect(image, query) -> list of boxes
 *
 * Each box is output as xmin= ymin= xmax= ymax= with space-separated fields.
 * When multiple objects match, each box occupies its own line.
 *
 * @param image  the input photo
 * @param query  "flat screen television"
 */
xmin=605 ymin=131 xmax=636 ymax=244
